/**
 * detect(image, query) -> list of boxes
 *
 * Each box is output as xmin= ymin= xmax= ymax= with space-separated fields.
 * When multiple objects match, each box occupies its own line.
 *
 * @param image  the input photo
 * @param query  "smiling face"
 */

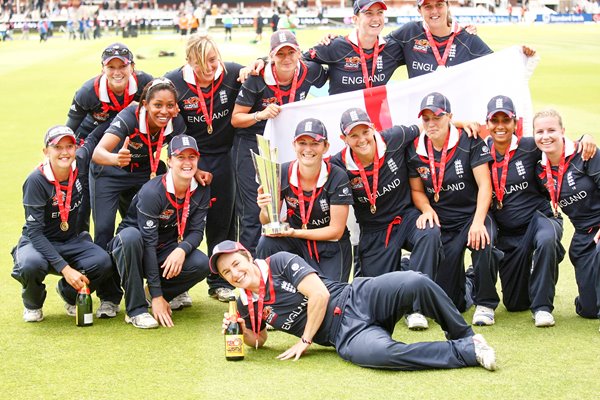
xmin=418 ymin=0 xmax=449 ymax=31
xmin=533 ymin=114 xmax=565 ymax=156
xmin=353 ymin=3 xmax=386 ymax=38
xmin=293 ymin=136 xmax=329 ymax=168
xmin=44 ymin=136 xmax=77 ymax=173
xmin=216 ymin=251 xmax=259 ymax=290
xmin=102 ymin=58 xmax=133 ymax=95
xmin=343 ymin=124 xmax=376 ymax=163
xmin=143 ymin=88 xmax=179 ymax=131
xmin=272 ymin=46 xmax=301 ymax=75
xmin=487 ymin=112 xmax=516 ymax=149
xmin=187 ymin=42 xmax=222 ymax=86
xmin=168 ymin=148 xmax=199 ymax=180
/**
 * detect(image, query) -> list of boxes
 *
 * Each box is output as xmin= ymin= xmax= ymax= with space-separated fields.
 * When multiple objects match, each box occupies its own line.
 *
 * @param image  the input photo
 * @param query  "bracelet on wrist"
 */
xmin=253 ymin=111 xmax=260 ymax=122
xmin=301 ymin=337 xmax=312 ymax=345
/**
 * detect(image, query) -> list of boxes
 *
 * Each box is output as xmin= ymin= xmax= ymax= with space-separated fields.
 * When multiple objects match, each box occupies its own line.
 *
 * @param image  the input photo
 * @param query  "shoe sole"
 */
xmin=125 ymin=316 xmax=159 ymax=329
xmin=473 ymin=319 xmax=494 ymax=326
xmin=535 ymin=321 xmax=555 ymax=327
xmin=97 ymin=312 xmax=118 ymax=319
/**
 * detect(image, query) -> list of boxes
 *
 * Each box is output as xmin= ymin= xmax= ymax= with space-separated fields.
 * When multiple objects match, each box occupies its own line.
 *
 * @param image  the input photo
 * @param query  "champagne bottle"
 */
xmin=225 ymin=295 xmax=244 ymax=361
xmin=76 ymin=283 xmax=93 ymax=327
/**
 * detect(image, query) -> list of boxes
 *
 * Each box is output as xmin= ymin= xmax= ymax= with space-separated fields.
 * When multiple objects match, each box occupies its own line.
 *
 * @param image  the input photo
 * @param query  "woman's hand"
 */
xmin=276 ymin=339 xmax=311 ymax=361
xmin=467 ymin=220 xmax=490 ymax=250
xmin=116 ymin=137 xmax=131 ymax=167
xmin=257 ymin=185 xmax=272 ymax=210
xmin=416 ymin=210 xmax=440 ymax=229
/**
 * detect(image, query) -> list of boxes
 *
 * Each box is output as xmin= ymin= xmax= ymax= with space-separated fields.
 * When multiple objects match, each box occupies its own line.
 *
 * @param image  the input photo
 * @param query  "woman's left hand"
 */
xmin=276 ymin=340 xmax=310 ymax=361
xmin=196 ymin=169 xmax=213 ymax=186
xmin=161 ymin=248 xmax=185 ymax=279
xmin=522 ymin=45 xmax=536 ymax=57
xmin=467 ymin=221 xmax=490 ymax=250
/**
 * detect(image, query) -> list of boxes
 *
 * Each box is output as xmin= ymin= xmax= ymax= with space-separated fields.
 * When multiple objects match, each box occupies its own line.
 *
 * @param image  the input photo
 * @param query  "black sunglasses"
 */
xmin=103 ymin=47 xmax=132 ymax=58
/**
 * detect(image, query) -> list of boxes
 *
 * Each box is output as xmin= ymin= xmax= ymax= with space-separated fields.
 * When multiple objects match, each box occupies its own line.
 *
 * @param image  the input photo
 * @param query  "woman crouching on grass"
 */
xmin=213 ymin=240 xmax=497 ymax=371
xmin=534 ymin=109 xmax=600 ymax=332
xmin=11 ymin=126 xmax=112 ymax=322
xmin=255 ymin=118 xmax=354 ymax=282
xmin=108 ymin=135 xmax=212 ymax=329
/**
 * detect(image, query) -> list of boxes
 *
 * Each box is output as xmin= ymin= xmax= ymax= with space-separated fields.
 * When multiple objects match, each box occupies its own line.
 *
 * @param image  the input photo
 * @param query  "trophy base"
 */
xmin=262 ymin=222 xmax=290 ymax=235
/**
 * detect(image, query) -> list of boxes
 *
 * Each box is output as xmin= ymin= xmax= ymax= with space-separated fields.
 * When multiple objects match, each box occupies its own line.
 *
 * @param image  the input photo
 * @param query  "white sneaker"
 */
xmin=96 ymin=301 xmax=120 ymax=318
xmin=472 ymin=305 xmax=495 ymax=326
xmin=473 ymin=334 xmax=497 ymax=371
xmin=125 ymin=312 xmax=159 ymax=329
xmin=23 ymin=307 xmax=44 ymax=322
xmin=170 ymin=291 xmax=192 ymax=310
xmin=533 ymin=311 xmax=555 ymax=327
xmin=210 ymin=287 xmax=234 ymax=302
xmin=405 ymin=313 xmax=429 ymax=330
xmin=64 ymin=303 xmax=76 ymax=317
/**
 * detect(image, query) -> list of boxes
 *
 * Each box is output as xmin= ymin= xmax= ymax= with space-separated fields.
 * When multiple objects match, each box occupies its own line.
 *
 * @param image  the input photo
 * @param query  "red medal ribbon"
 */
xmin=94 ymin=75 xmax=136 ymax=113
xmin=163 ymin=176 xmax=193 ymax=242
xmin=295 ymin=160 xmax=320 ymax=229
xmin=271 ymin=63 xmax=299 ymax=105
xmin=544 ymin=139 xmax=573 ymax=217
xmin=245 ymin=270 xmax=265 ymax=349
xmin=186 ymin=69 xmax=224 ymax=132
xmin=354 ymin=147 xmax=380 ymax=214
xmin=490 ymin=143 xmax=513 ymax=208
xmin=143 ymin=114 xmax=166 ymax=178
xmin=426 ymin=132 xmax=451 ymax=202
xmin=423 ymin=21 xmax=459 ymax=68
xmin=50 ymin=165 xmax=77 ymax=229
xmin=355 ymin=36 xmax=381 ymax=89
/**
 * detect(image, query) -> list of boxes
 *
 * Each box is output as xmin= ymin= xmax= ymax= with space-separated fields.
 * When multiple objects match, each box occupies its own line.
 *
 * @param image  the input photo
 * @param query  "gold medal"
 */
xmin=434 ymin=193 xmax=440 ymax=203
xmin=60 ymin=221 xmax=69 ymax=231
xmin=370 ymin=204 xmax=376 ymax=214
xmin=302 ymin=224 xmax=307 ymax=230
xmin=497 ymin=201 xmax=503 ymax=210
xmin=177 ymin=235 xmax=183 ymax=243
xmin=207 ymin=125 xmax=213 ymax=134
xmin=150 ymin=172 xmax=157 ymax=179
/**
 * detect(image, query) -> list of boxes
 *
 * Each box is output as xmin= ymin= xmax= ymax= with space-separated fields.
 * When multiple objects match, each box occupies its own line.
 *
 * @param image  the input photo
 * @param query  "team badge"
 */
xmin=92 ymin=111 xmax=110 ymax=122
xmin=319 ymin=198 xmax=329 ymax=212
xmin=219 ymin=90 xmax=228 ymax=105
xmin=343 ymin=56 xmax=361 ymax=71
xmin=159 ymin=209 xmax=175 ymax=220
xmin=413 ymin=39 xmax=430 ymax=53
xmin=417 ymin=166 xmax=430 ymax=180
xmin=350 ymin=176 xmax=364 ymax=189
xmin=285 ymin=195 xmax=299 ymax=208
xmin=182 ymin=96 xmax=200 ymax=111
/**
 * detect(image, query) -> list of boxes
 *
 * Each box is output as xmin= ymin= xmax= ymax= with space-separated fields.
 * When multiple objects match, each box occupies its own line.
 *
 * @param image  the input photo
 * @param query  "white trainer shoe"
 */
xmin=64 ymin=303 xmax=76 ymax=317
xmin=210 ymin=287 xmax=234 ymax=302
xmin=472 ymin=305 xmax=495 ymax=326
xmin=170 ymin=291 xmax=192 ymax=310
xmin=405 ymin=313 xmax=429 ymax=330
xmin=96 ymin=301 xmax=120 ymax=318
xmin=23 ymin=307 xmax=44 ymax=322
xmin=473 ymin=333 xmax=497 ymax=371
xmin=125 ymin=312 xmax=159 ymax=329
xmin=533 ymin=310 xmax=555 ymax=327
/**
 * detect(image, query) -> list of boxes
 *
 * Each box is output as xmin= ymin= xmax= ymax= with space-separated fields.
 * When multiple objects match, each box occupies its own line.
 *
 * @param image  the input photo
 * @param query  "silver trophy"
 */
xmin=251 ymin=135 xmax=290 ymax=235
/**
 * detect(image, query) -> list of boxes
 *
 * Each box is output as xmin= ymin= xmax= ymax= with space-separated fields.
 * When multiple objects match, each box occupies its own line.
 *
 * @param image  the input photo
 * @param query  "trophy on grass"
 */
xmin=251 ymin=135 xmax=290 ymax=235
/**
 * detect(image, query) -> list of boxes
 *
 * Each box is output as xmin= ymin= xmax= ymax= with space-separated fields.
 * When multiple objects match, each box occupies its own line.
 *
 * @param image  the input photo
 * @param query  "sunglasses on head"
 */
xmin=103 ymin=47 xmax=132 ymax=58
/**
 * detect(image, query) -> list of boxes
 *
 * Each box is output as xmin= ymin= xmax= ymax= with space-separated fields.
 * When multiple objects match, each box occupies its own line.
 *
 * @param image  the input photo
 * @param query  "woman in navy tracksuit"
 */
xmin=256 ymin=118 xmax=354 ymax=282
xmin=11 ymin=126 xmax=112 ymax=322
xmin=231 ymin=30 xmax=327 ymax=256
xmin=164 ymin=34 xmax=244 ymax=301
xmin=534 ymin=109 xmax=600 ymax=332
xmin=109 ymin=134 xmax=211 ymax=329
xmin=66 ymin=43 xmax=153 ymax=233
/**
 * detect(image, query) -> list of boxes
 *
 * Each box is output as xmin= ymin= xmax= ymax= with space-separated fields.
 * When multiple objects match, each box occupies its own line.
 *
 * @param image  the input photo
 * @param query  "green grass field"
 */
xmin=0 ymin=23 xmax=599 ymax=400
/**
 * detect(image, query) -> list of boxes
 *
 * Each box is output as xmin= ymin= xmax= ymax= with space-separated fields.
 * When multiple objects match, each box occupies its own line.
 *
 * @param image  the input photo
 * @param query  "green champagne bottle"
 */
xmin=76 ymin=283 xmax=93 ymax=327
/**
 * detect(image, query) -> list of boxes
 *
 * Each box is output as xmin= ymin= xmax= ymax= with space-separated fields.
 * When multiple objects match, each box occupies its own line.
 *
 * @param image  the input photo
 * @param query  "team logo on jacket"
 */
xmin=285 ymin=195 xmax=299 ymax=208
xmin=182 ymin=96 xmax=200 ymax=111
xmin=454 ymin=160 xmax=464 ymax=176
xmin=387 ymin=158 xmax=398 ymax=173
xmin=319 ymin=198 xmax=329 ymax=212
xmin=350 ymin=176 xmax=364 ymax=189
xmin=219 ymin=90 xmax=228 ymax=104
xmin=417 ymin=166 xmax=430 ymax=180
xmin=261 ymin=97 xmax=279 ymax=108
xmin=344 ymin=56 xmax=361 ymax=71
xmin=128 ymin=140 xmax=143 ymax=150
xmin=263 ymin=306 xmax=277 ymax=324
xmin=567 ymin=171 xmax=575 ymax=188
xmin=280 ymin=281 xmax=297 ymax=294
xmin=413 ymin=39 xmax=430 ymax=53
xmin=92 ymin=111 xmax=110 ymax=122
xmin=515 ymin=160 xmax=526 ymax=177
xmin=159 ymin=209 xmax=175 ymax=220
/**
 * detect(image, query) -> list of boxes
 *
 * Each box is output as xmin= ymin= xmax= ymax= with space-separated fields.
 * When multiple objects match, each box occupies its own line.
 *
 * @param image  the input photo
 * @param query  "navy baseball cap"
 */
xmin=168 ymin=134 xmax=200 ymax=157
xmin=418 ymin=92 xmax=451 ymax=117
xmin=486 ymin=95 xmax=516 ymax=120
xmin=209 ymin=240 xmax=249 ymax=274
xmin=353 ymin=0 xmax=387 ymax=14
xmin=102 ymin=43 xmax=133 ymax=65
xmin=294 ymin=118 xmax=328 ymax=142
xmin=340 ymin=107 xmax=373 ymax=135
xmin=44 ymin=125 xmax=76 ymax=147
xmin=270 ymin=30 xmax=300 ymax=55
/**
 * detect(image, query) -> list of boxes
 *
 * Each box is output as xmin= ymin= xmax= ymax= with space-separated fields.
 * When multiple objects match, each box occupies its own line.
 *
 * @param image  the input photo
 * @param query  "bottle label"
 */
xmin=225 ymin=334 xmax=244 ymax=357
xmin=84 ymin=313 xmax=93 ymax=325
